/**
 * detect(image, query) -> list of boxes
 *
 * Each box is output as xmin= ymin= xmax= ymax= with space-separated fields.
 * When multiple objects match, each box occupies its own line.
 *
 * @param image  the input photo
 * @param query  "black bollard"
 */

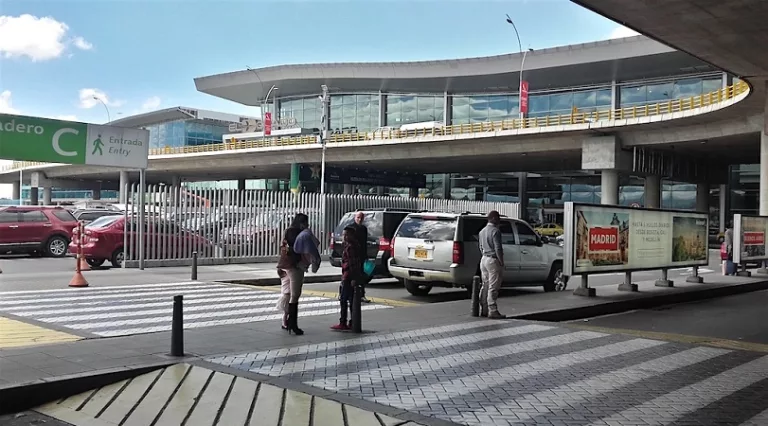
xmin=470 ymin=276 xmax=481 ymax=317
xmin=352 ymin=280 xmax=362 ymax=333
xmin=170 ymin=295 xmax=184 ymax=357
xmin=191 ymin=251 xmax=198 ymax=281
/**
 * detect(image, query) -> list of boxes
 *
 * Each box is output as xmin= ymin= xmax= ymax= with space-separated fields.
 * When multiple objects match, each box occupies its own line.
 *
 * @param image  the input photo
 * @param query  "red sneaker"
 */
xmin=330 ymin=323 xmax=349 ymax=331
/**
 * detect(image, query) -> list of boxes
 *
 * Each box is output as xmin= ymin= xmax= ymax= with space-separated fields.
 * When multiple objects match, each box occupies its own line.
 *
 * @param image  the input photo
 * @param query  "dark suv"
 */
xmin=0 ymin=206 xmax=79 ymax=257
xmin=330 ymin=208 xmax=419 ymax=277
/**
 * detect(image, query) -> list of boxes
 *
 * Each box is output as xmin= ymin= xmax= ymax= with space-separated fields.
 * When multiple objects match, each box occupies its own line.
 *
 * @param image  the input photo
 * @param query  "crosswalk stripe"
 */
xmin=0 ymin=281 xmax=203 ymax=296
xmin=209 ymin=320 xmax=503 ymax=366
xmin=95 ymin=306 xmax=391 ymax=337
xmin=61 ymin=300 xmax=348 ymax=330
xmin=249 ymin=324 xmax=553 ymax=376
xmin=308 ymin=330 xmax=608 ymax=391
xmin=33 ymin=297 xmax=330 ymax=322
xmin=9 ymin=294 xmax=288 ymax=316
xmin=741 ymin=407 xmax=768 ymax=426
xmin=463 ymin=346 xmax=730 ymax=424
xmin=370 ymin=338 xmax=665 ymax=410
xmin=0 ymin=286 xmax=256 ymax=306
xmin=589 ymin=355 xmax=768 ymax=426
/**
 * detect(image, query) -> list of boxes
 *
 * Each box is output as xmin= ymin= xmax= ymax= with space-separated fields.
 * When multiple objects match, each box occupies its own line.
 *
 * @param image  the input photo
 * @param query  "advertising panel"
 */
xmin=733 ymin=214 xmax=768 ymax=264
xmin=520 ymin=81 xmax=529 ymax=114
xmin=563 ymin=202 xmax=709 ymax=275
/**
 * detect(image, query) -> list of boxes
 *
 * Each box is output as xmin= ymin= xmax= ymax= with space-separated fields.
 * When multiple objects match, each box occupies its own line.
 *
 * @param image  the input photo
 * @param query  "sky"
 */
xmin=0 ymin=0 xmax=638 ymax=198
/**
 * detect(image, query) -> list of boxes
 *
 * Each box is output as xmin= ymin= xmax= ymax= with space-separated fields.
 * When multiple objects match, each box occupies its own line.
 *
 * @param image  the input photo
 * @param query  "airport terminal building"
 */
xmin=1 ymin=35 xmax=762 ymax=231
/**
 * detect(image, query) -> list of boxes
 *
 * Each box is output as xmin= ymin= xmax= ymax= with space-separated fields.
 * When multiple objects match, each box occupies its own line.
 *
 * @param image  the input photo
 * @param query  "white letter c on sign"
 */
xmin=52 ymin=128 xmax=79 ymax=157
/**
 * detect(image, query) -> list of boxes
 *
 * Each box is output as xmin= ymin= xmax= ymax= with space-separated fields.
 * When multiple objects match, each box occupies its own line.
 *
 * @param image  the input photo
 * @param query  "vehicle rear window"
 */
xmin=396 ymin=216 xmax=456 ymax=241
xmin=86 ymin=215 xmax=122 ymax=229
xmin=333 ymin=212 xmax=378 ymax=238
xmin=52 ymin=210 xmax=77 ymax=222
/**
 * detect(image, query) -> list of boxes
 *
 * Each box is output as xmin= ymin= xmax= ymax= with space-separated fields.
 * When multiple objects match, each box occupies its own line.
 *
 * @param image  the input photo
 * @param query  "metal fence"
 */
xmin=122 ymin=185 xmax=519 ymax=268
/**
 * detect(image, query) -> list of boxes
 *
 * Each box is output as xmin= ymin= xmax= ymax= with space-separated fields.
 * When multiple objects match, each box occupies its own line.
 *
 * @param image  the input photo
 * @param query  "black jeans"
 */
xmin=339 ymin=279 xmax=354 ymax=323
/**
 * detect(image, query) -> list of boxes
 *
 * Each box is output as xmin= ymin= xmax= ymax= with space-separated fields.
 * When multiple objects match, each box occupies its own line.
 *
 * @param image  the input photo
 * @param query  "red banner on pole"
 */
xmin=264 ymin=112 xmax=272 ymax=136
xmin=520 ymin=81 xmax=529 ymax=114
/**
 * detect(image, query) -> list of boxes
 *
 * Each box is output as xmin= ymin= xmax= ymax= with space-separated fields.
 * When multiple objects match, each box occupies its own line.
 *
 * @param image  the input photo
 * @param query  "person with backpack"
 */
xmin=331 ymin=226 xmax=364 ymax=330
xmin=276 ymin=213 xmax=321 ymax=335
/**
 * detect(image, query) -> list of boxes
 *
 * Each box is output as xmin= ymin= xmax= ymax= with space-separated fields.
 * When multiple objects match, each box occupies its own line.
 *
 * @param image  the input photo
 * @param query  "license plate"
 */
xmin=414 ymin=249 xmax=427 ymax=259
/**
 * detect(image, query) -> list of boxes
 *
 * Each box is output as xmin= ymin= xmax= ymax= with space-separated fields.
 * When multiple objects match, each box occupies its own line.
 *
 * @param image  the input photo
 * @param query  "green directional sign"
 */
xmin=0 ymin=113 xmax=149 ymax=169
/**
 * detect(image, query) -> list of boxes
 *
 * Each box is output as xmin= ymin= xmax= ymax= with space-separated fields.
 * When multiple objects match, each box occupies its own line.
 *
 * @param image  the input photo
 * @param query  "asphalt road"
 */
xmin=572 ymin=289 xmax=768 ymax=345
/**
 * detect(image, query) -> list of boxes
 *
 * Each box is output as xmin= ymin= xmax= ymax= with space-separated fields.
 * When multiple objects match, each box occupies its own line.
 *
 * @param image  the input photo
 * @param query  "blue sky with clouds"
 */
xmin=0 ymin=0 xmax=635 ymax=123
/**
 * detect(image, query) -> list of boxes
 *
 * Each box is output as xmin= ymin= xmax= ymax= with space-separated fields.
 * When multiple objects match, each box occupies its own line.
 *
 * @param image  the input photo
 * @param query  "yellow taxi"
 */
xmin=535 ymin=223 xmax=564 ymax=237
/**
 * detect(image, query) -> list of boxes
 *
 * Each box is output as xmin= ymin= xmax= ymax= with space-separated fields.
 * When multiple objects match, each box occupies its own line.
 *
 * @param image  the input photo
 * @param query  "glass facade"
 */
xmin=146 ymin=120 xmax=228 ymax=149
xmin=620 ymin=75 xmax=723 ymax=108
xmin=385 ymin=94 xmax=444 ymax=126
xmin=330 ymin=94 xmax=380 ymax=134
xmin=529 ymin=88 xmax=612 ymax=118
xmin=279 ymin=96 xmax=323 ymax=130
xmin=452 ymin=95 xmax=519 ymax=125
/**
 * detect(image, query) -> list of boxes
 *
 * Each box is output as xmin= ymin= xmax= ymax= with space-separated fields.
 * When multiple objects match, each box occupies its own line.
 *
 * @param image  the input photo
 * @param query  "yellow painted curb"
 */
xmin=566 ymin=323 xmax=768 ymax=353
xmin=0 ymin=317 xmax=81 ymax=349
xmin=250 ymin=286 xmax=421 ymax=308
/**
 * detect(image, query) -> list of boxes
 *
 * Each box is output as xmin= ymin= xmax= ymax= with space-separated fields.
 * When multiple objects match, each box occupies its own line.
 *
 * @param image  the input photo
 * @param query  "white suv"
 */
xmin=388 ymin=212 xmax=567 ymax=296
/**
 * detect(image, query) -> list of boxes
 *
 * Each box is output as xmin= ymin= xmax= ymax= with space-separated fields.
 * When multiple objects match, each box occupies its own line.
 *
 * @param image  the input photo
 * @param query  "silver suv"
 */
xmin=388 ymin=212 xmax=567 ymax=296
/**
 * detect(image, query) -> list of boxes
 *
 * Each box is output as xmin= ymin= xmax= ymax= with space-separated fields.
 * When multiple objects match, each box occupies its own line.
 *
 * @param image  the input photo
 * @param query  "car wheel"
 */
xmin=544 ymin=262 xmax=568 ymax=292
xmin=552 ymin=231 xmax=560 ymax=237
xmin=110 ymin=249 xmax=124 ymax=268
xmin=86 ymin=258 xmax=106 ymax=267
xmin=46 ymin=236 xmax=69 ymax=258
xmin=404 ymin=279 xmax=432 ymax=296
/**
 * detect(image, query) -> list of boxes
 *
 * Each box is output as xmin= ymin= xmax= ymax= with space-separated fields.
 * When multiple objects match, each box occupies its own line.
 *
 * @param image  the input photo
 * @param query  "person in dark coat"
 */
xmin=331 ymin=226 xmax=364 ymax=330
xmin=349 ymin=211 xmax=371 ymax=303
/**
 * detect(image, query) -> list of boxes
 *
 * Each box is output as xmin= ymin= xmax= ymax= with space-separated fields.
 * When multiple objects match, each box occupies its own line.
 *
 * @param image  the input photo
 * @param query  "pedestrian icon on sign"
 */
xmin=92 ymin=135 xmax=104 ymax=155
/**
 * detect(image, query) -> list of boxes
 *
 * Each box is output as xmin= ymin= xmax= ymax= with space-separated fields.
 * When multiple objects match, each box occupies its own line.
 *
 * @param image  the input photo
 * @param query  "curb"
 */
xmin=510 ymin=278 xmax=768 ymax=322
xmin=219 ymin=274 xmax=343 ymax=286
xmin=0 ymin=362 xmax=174 ymax=415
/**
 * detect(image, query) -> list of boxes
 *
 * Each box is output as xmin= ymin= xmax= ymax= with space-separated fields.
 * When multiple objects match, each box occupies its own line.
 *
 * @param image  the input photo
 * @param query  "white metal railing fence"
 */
xmin=122 ymin=185 xmax=519 ymax=267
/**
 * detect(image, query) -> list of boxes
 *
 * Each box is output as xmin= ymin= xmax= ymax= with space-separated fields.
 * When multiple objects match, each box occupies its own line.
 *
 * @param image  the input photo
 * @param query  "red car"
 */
xmin=69 ymin=215 xmax=213 ymax=268
xmin=0 ymin=206 xmax=78 ymax=257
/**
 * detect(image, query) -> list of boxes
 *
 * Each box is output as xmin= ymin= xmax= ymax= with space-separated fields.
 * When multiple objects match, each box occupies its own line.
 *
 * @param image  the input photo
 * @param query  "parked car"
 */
xmin=0 ymin=206 xmax=78 ymax=257
xmin=388 ymin=212 xmax=567 ymax=296
xmin=72 ymin=209 xmax=123 ymax=225
xmin=219 ymin=213 xmax=284 ymax=256
xmin=534 ymin=223 xmax=564 ymax=237
xmin=330 ymin=208 xmax=420 ymax=277
xmin=69 ymin=215 xmax=213 ymax=268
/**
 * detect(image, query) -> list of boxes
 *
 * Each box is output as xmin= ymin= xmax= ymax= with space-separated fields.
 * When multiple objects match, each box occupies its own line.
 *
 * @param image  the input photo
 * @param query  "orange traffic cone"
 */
xmin=78 ymin=256 xmax=91 ymax=271
xmin=69 ymin=270 xmax=89 ymax=287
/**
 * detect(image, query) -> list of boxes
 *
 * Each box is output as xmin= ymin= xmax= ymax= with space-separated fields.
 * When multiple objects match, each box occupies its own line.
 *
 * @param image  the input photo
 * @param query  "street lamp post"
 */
xmin=505 ymin=15 xmax=533 ymax=121
xmin=93 ymin=96 xmax=111 ymax=123
xmin=263 ymin=85 xmax=278 ymax=132
xmin=319 ymin=85 xmax=329 ymax=195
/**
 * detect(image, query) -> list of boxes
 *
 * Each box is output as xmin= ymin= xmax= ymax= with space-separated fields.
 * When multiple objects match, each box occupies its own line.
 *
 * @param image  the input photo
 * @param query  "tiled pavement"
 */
xmin=208 ymin=319 xmax=768 ymax=426
xmin=0 ymin=281 xmax=389 ymax=338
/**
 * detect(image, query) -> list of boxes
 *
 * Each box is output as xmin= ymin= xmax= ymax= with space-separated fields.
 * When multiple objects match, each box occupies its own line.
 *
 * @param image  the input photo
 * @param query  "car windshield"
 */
xmin=396 ymin=216 xmax=456 ymax=241
xmin=86 ymin=215 xmax=121 ymax=229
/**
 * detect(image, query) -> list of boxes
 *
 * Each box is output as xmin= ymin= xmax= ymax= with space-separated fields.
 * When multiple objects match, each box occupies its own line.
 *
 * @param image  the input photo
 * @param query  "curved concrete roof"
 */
xmin=108 ymin=107 xmax=255 ymax=129
xmin=194 ymin=36 xmax=718 ymax=105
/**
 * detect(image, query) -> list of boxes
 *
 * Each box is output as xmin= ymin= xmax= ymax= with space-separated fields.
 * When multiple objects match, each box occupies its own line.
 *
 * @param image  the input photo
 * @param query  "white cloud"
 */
xmin=0 ymin=14 xmax=93 ymax=61
xmin=609 ymin=26 xmax=640 ymax=39
xmin=54 ymin=114 xmax=78 ymax=121
xmin=141 ymin=96 xmax=161 ymax=111
xmin=72 ymin=36 xmax=92 ymax=51
xmin=0 ymin=90 xmax=20 ymax=114
xmin=78 ymin=88 xmax=124 ymax=109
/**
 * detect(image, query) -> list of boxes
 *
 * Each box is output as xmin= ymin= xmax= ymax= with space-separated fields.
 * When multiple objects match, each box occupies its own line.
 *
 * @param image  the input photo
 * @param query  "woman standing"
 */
xmin=277 ymin=213 xmax=321 ymax=335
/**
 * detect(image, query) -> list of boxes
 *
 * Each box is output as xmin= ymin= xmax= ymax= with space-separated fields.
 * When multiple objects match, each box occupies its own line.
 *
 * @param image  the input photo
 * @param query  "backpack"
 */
xmin=277 ymin=227 xmax=302 ymax=268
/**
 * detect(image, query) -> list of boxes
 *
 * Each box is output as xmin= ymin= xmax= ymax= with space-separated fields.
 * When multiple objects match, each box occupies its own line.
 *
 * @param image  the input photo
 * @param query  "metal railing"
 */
xmin=1 ymin=81 xmax=750 ymax=173
xmin=121 ymin=186 xmax=519 ymax=267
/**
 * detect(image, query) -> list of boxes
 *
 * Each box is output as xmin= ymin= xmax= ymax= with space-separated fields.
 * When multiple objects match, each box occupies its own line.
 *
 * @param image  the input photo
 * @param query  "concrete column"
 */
xmin=518 ymin=172 xmax=528 ymax=220
xmin=11 ymin=180 xmax=20 ymax=200
xmin=29 ymin=187 xmax=39 ymax=205
xmin=696 ymin=183 xmax=709 ymax=213
xmin=644 ymin=175 xmax=661 ymax=208
xmin=91 ymin=186 xmax=101 ymax=200
xmin=409 ymin=187 xmax=419 ymax=198
xmin=442 ymin=173 xmax=451 ymax=200
xmin=761 ymin=125 xmax=768 ymax=215
xmin=237 ymin=178 xmax=246 ymax=191
xmin=170 ymin=175 xmax=181 ymax=187
xmin=611 ymin=79 xmax=619 ymax=110
xmin=376 ymin=186 xmax=386 ymax=196
xmin=719 ymin=184 xmax=727 ymax=232
xmin=290 ymin=163 xmax=301 ymax=194
xmin=601 ymin=170 xmax=619 ymax=205
xmin=43 ymin=187 xmax=52 ymax=205
xmin=119 ymin=171 xmax=129 ymax=204
xmin=443 ymin=92 xmax=451 ymax=125
xmin=343 ymin=184 xmax=354 ymax=195
xmin=378 ymin=92 xmax=386 ymax=127
xmin=270 ymin=179 xmax=280 ymax=191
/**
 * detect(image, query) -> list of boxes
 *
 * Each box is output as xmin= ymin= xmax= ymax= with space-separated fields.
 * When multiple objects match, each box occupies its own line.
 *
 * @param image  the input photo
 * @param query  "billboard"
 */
xmin=733 ymin=214 xmax=768 ymax=264
xmin=563 ymin=202 xmax=709 ymax=275
xmin=0 ymin=113 xmax=149 ymax=169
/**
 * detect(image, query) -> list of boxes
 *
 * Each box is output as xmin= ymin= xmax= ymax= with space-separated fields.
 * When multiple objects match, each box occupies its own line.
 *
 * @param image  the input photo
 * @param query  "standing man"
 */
xmin=350 ymin=211 xmax=371 ymax=303
xmin=478 ymin=210 xmax=506 ymax=319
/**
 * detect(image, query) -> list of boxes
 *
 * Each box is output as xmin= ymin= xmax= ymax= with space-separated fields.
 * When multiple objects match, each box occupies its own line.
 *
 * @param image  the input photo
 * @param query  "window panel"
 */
xmin=646 ymin=82 xmax=673 ymax=102
xmin=620 ymin=85 xmax=646 ymax=105
xmin=573 ymin=91 xmax=596 ymax=108
xmin=528 ymin=94 xmax=549 ymax=113
xmin=672 ymin=78 xmax=702 ymax=99
xmin=549 ymin=92 xmax=573 ymax=111
xmin=595 ymin=89 xmax=612 ymax=106
xmin=702 ymin=78 xmax=723 ymax=93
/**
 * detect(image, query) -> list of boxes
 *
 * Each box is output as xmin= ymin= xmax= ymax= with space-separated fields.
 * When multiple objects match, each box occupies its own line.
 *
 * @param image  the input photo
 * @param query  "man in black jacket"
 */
xmin=350 ymin=211 xmax=371 ymax=303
